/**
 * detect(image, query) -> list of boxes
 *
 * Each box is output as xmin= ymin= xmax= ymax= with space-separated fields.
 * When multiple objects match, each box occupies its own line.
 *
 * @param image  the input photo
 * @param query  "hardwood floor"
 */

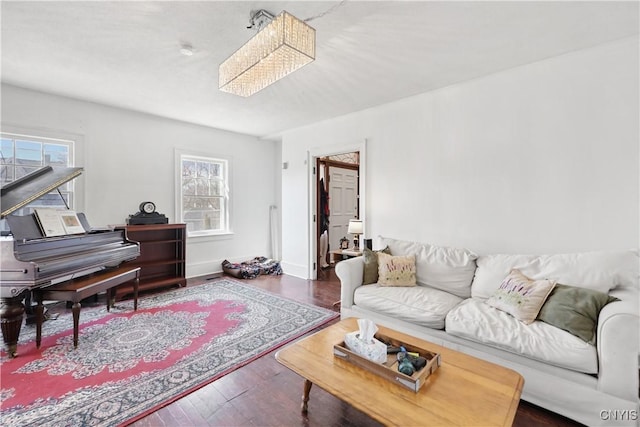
xmin=49 ymin=268 xmax=584 ymax=426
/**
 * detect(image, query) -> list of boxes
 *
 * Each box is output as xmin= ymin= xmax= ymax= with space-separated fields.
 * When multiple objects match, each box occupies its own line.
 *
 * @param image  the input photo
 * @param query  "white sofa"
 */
xmin=336 ymin=236 xmax=640 ymax=426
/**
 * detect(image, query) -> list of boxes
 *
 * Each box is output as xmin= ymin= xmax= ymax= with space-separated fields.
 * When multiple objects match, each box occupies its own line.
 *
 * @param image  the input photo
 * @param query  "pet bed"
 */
xmin=222 ymin=256 xmax=283 ymax=279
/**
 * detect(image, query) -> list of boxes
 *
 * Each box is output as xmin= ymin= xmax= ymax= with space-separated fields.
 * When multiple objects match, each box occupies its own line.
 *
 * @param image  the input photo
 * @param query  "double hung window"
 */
xmin=178 ymin=153 xmax=230 ymax=236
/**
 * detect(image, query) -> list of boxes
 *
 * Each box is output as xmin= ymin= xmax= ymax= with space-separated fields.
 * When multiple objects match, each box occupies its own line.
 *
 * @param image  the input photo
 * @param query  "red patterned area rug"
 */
xmin=0 ymin=278 xmax=338 ymax=426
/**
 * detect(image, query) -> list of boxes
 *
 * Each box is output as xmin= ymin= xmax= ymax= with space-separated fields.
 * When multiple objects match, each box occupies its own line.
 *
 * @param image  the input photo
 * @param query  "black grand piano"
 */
xmin=0 ymin=166 xmax=140 ymax=356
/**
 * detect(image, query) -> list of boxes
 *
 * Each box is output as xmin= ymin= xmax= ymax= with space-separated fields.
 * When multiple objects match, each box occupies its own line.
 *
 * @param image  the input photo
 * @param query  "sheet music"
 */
xmin=34 ymin=208 xmax=67 ymax=236
xmin=59 ymin=211 xmax=85 ymax=234
xmin=34 ymin=209 xmax=85 ymax=236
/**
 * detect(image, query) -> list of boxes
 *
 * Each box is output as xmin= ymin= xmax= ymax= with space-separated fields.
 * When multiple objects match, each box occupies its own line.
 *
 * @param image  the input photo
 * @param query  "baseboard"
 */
xmin=187 ymin=256 xmax=260 ymax=279
xmin=279 ymin=261 xmax=307 ymax=279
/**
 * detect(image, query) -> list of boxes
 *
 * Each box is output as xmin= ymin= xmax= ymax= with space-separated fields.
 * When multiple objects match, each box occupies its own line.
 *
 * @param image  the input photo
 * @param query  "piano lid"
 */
xmin=1 ymin=166 xmax=83 ymax=218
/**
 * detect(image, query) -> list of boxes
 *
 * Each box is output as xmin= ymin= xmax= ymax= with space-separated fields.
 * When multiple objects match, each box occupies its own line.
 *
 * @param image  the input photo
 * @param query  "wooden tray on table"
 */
xmin=333 ymin=332 xmax=441 ymax=392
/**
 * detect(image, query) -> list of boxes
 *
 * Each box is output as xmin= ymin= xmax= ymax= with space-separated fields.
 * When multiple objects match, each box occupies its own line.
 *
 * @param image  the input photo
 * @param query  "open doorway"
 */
xmin=318 ymin=153 xmax=360 ymax=271
xmin=309 ymin=140 xmax=366 ymax=280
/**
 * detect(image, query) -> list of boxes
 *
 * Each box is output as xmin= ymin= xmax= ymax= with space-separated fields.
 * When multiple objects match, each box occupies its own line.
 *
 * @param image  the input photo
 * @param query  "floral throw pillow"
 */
xmin=377 ymin=253 xmax=417 ymax=287
xmin=485 ymin=269 xmax=556 ymax=324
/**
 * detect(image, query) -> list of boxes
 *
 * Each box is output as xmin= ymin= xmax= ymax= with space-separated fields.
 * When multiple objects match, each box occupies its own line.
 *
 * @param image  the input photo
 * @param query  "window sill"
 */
xmin=187 ymin=231 xmax=234 ymax=243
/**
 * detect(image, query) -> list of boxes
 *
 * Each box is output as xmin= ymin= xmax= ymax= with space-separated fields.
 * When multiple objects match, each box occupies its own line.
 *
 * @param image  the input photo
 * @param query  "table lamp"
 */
xmin=347 ymin=219 xmax=363 ymax=251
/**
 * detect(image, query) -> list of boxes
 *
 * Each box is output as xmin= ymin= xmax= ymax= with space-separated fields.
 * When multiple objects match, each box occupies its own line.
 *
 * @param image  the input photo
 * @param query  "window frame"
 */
xmin=175 ymin=149 xmax=233 ymax=239
xmin=0 ymin=131 xmax=78 ymax=213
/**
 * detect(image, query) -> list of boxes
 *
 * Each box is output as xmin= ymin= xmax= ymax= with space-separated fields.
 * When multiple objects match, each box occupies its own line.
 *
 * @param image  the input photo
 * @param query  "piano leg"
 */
xmin=72 ymin=302 xmax=80 ymax=348
xmin=36 ymin=294 xmax=45 ymax=349
xmin=0 ymin=294 xmax=26 ymax=357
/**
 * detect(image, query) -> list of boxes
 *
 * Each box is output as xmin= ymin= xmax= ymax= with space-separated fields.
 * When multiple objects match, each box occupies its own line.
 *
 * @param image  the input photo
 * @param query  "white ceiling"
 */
xmin=1 ymin=1 xmax=638 ymax=138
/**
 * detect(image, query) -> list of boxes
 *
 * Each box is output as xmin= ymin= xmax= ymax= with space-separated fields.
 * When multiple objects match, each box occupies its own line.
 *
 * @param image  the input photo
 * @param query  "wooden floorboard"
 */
xmin=48 ymin=268 xmax=584 ymax=426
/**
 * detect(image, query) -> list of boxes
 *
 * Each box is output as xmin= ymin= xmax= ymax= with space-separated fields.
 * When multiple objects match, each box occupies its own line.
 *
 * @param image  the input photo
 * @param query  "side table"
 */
xmin=329 ymin=249 xmax=362 ymax=264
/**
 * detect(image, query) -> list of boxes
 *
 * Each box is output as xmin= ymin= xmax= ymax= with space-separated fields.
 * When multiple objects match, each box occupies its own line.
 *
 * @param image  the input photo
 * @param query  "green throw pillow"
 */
xmin=362 ymin=246 xmax=391 ymax=285
xmin=536 ymin=284 xmax=619 ymax=345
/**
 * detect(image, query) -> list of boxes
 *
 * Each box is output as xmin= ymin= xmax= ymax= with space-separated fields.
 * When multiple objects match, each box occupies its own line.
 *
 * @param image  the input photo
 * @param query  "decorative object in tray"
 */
xmin=333 ymin=318 xmax=441 ymax=392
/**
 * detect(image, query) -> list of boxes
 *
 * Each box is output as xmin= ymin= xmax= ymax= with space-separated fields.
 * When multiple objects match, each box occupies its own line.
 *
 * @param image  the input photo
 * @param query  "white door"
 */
xmin=328 ymin=166 xmax=358 ymax=251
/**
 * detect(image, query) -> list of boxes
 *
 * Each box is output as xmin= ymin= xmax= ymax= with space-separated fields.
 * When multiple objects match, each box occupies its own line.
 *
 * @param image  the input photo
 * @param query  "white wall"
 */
xmin=281 ymin=37 xmax=639 ymax=278
xmin=1 ymin=84 xmax=279 ymax=278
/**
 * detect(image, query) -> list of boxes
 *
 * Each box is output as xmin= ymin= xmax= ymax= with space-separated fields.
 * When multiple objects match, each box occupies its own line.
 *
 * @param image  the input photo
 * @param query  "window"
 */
xmin=1 ymin=133 xmax=75 ymax=212
xmin=178 ymin=153 xmax=230 ymax=237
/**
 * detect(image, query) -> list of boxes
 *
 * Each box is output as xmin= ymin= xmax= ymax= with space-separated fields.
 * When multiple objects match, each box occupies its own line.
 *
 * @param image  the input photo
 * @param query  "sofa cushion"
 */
xmin=376 ymin=236 xmax=477 ymax=298
xmin=472 ymin=250 xmax=639 ymax=300
xmin=362 ymin=246 xmax=391 ymax=285
xmin=377 ymin=253 xmax=417 ymax=286
xmin=537 ymin=284 xmax=619 ymax=344
xmin=354 ymin=284 xmax=463 ymax=329
xmin=446 ymin=299 xmax=598 ymax=374
xmin=485 ymin=269 xmax=556 ymax=324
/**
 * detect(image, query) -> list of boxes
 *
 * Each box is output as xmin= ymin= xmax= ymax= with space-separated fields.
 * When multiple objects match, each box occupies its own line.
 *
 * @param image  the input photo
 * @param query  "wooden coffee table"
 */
xmin=276 ymin=317 xmax=524 ymax=426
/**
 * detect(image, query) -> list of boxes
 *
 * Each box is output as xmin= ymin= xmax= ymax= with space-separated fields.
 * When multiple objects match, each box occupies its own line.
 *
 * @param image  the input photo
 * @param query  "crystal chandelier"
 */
xmin=219 ymin=11 xmax=316 ymax=97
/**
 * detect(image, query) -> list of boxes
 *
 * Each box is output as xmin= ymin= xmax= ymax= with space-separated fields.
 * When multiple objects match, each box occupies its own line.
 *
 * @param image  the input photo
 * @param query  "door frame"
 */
xmin=323 ymin=162 xmax=359 ymax=255
xmin=308 ymin=139 xmax=367 ymax=279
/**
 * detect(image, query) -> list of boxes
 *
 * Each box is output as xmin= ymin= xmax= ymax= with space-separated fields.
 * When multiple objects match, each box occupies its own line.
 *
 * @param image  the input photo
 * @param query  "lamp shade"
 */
xmin=347 ymin=220 xmax=363 ymax=235
xmin=219 ymin=11 xmax=316 ymax=97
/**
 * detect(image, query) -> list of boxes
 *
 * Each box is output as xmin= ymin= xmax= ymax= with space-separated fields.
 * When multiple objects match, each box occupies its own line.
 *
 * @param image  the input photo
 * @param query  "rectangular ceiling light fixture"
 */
xmin=219 ymin=11 xmax=316 ymax=97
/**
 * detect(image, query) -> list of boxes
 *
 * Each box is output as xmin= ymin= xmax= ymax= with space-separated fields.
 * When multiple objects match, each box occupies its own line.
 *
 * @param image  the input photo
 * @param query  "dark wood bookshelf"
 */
xmin=113 ymin=223 xmax=186 ymax=300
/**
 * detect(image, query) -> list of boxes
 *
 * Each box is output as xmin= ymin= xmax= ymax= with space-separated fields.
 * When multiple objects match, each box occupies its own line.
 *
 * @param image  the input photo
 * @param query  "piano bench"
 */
xmin=34 ymin=266 xmax=140 ymax=349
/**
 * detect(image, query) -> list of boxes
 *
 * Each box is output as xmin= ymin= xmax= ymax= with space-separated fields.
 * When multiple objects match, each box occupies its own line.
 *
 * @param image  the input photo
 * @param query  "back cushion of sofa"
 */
xmin=471 ymin=254 xmax=538 ymax=300
xmin=472 ymin=250 xmax=639 ymax=300
xmin=375 ymin=236 xmax=477 ymax=298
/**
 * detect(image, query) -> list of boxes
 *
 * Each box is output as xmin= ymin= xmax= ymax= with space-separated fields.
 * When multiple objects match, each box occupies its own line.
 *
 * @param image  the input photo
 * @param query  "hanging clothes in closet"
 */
xmin=319 ymin=177 xmax=330 ymax=233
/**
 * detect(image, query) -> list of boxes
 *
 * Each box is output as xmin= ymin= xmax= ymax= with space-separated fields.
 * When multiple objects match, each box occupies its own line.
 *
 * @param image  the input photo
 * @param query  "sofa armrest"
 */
xmin=335 ymin=257 xmax=364 ymax=308
xmin=597 ymin=297 xmax=640 ymax=401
